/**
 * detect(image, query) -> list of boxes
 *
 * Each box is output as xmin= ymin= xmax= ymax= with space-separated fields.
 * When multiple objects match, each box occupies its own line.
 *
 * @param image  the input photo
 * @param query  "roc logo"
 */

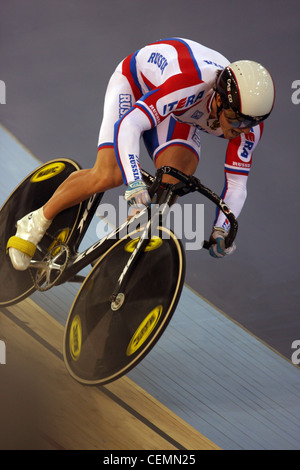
xmin=69 ymin=314 xmax=82 ymax=361
xmin=30 ymin=162 xmax=66 ymax=183
xmin=126 ymin=305 xmax=162 ymax=356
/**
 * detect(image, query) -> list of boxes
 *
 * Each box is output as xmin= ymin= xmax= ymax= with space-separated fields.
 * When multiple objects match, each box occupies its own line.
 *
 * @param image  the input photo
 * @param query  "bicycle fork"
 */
xmin=109 ymin=201 xmax=170 ymax=311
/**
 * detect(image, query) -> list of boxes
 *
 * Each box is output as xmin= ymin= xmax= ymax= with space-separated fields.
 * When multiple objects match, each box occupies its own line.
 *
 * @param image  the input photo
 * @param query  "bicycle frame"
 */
xmin=29 ymin=166 xmax=238 ymax=290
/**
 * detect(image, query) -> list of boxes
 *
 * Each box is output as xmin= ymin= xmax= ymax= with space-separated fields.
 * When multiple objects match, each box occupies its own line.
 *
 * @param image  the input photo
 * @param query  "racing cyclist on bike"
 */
xmin=7 ymin=38 xmax=275 ymax=270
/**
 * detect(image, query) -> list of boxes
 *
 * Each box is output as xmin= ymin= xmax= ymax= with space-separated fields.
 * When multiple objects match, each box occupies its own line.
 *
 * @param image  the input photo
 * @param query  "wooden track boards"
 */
xmin=0 ymin=298 xmax=220 ymax=450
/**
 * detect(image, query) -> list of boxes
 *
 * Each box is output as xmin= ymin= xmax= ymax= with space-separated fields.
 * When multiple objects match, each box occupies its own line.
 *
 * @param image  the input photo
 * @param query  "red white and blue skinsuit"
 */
xmin=97 ymin=38 xmax=264 ymax=230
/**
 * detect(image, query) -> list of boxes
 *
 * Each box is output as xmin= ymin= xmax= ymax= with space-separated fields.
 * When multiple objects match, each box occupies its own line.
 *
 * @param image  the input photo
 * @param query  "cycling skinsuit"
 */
xmin=97 ymin=37 xmax=264 ymax=230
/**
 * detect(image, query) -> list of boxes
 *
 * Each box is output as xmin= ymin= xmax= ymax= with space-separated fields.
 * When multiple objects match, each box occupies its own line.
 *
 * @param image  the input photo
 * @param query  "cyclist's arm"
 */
xmin=214 ymin=123 xmax=264 ymax=231
xmin=114 ymin=74 xmax=203 ymax=184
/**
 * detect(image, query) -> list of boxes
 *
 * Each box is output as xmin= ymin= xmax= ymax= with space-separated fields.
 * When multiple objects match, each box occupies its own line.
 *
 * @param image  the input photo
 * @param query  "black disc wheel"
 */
xmin=0 ymin=159 xmax=82 ymax=306
xmin=63 ymin=226 xmax=185 ymax=385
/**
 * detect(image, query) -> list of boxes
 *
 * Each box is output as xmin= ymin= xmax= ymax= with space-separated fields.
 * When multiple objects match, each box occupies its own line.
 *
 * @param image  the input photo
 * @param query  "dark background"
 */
xmin=1 ymin=0 xmax=299 ymax=358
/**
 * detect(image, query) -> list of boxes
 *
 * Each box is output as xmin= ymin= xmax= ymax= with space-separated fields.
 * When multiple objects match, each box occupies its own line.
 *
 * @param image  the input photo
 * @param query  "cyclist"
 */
xmin=7 ymin=37 xmax=274 ymax=270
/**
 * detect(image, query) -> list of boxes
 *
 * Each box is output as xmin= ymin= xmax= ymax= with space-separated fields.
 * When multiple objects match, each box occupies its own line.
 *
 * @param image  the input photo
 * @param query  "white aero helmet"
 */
xmin=216 ymin=60 xmax=275 ymax=128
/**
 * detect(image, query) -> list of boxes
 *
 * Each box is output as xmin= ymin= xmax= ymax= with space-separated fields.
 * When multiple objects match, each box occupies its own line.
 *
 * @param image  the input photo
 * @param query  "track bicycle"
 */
xmin=0 ymin=159 xmax=237 ymax=385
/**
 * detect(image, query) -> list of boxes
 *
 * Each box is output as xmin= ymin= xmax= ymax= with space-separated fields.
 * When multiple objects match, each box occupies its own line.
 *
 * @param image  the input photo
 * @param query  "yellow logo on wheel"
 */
xmin=30 ymin=162 xmax=66 ymax=182
xmin=124 ymin=236 xmax=163 ymax=253
xmin=69 ymin=315 xmax=82 ymax=361
xmin=126 ymin=305 xmax=162 ymax=356
xmin=48 ymin=228 xmax=70 ymax=256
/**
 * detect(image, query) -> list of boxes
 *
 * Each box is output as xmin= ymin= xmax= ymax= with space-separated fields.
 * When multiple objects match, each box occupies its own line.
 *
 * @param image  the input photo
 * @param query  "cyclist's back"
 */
xmin=129 ymin=38 xmax=229 ymax=93
xmin=118 ymin=38 xmax=230 ymax=135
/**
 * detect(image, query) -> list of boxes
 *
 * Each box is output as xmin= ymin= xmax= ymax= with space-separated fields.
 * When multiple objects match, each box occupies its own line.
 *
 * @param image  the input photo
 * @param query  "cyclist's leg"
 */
xmin=143 ymin=115 xmax=201 ymax=185
xmin=43 ymin=148 xmax=123 ymax=220
xmin=154 ymin=144 xmax=199 ymax=183
xmin=8 ymin=148 xmax=123 ymax=271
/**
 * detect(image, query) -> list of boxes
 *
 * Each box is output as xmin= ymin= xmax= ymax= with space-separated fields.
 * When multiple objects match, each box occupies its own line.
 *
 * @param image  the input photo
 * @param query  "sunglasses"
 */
xmin=223 ymin=108 xmax=261 ymax=129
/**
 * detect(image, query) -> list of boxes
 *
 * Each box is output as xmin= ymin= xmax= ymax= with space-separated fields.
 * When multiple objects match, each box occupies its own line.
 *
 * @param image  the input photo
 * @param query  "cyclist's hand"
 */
xmin=124 ymin=179 xmax=151 ymax=210
xmin=209 ymin=227 xmax=236 ymax=259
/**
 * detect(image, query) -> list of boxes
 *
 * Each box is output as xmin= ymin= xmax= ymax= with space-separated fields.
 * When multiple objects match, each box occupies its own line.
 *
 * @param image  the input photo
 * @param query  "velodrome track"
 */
xmin=0 ymin=124 xmax=300 ymax=450
xmin=1 ymin=298 xmax=218 ymax=450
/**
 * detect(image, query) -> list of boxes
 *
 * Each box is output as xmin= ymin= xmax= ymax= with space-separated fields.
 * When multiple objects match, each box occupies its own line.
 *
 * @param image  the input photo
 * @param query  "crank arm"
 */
xmin=29 ymin=259 xmax=49 ymax=269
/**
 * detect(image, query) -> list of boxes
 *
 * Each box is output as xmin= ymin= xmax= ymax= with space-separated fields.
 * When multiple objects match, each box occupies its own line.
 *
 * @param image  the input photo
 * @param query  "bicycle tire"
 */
xmin=0 ymin=158 xmax=82 ymax=306
xmin=63 ymin=226 xmax=186 ymax=385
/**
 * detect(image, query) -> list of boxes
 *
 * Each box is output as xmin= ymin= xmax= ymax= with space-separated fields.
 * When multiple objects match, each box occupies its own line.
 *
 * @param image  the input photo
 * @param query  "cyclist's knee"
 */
xmin=155 ymin=145 xmax=199 ymax=184
xmin=92 ymin=147 xmax=123 ymax=190
xmin=92 ymin=171 xmax=122 ymax=192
